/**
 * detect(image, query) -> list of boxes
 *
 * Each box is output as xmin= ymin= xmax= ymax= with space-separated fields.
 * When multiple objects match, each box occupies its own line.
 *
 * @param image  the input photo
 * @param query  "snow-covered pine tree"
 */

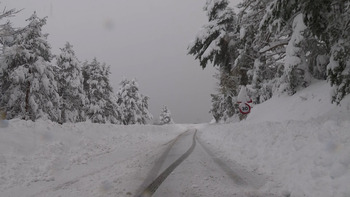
xmin=261 ymin=0 xmax=350 ymax=103
xmin=0 ymin=7 xmax=20 ymax=118
xmin=324 ymin=1 xmax=350 ymax=104
xmin=159 ymin=105 xmax=174 ymax=125
xmin=82 ymin=58 xmax=119 ymax=124
xmin=278 ymin=13 xmax=310 ymax=95
xmin=327 ymin=40 xmax=350 ymax=104
xmin=0 ymin=12 xmax=60 ymax=121
xmin=209 ymin=67 xmax=238 ymax=122
xmin=237 ymin=0 xmax=278 ymax=104
xmin=210 ymin=93 xmax=237 ymax=123
xmin=0 ymin=23 xmax=15 ymax=106
xmin=0 ymin=24 xmax=15 ymax=120
xmin=209 ymin=93 xmax=224 ymax=122
xmin=116 ymin=78 xmax=152 ymax=125
xmin=247 ymin=58 xmax=274 ymax=104
xmin=189 ymin=0 xmax=242 ymax=122
xmin=188 ymin=0 xmax=238 ymax=70
xmin=56 ymin=42 xmax=87 ymax=123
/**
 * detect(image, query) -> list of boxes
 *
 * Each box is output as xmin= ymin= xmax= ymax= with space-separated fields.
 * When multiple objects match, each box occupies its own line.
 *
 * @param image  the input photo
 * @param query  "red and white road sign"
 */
xmin=237 ymin=99 xmax=252 ymax=114
xmin=238 ymin=103 xmax=251 ymax=114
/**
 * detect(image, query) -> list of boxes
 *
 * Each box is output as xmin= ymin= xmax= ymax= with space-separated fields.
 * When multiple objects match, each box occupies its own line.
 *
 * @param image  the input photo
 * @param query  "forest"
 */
xmin=0 ymin=10 xmax=155 ymax=125
xmin=188 ymin=0 xmax=350 ymax=122
xmin=1 ymin=0 xmax=349 ymax=124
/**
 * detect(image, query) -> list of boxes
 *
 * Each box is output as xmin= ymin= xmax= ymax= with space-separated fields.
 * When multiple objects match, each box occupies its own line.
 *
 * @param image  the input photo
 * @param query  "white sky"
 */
xmin=1 ymin=0 xmax=240 ymax=123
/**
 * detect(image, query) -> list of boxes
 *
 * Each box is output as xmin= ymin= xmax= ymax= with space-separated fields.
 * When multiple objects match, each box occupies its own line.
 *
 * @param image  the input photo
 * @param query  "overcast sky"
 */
xmin=1 ymin=0 xmax=240 ymax=123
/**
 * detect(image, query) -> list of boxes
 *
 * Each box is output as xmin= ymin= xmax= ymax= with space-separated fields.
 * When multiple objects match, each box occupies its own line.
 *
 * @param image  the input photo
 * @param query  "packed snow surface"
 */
xmin=1 ymin=81 xmax=349 ymax=196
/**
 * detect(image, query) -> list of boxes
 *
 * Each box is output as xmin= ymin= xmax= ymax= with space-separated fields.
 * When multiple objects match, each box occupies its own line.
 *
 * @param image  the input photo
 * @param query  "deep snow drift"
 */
xmin=199 ymin=80 xmax=350 ymax=196
xmin=0 ymin=80 xmax=349 ymax=197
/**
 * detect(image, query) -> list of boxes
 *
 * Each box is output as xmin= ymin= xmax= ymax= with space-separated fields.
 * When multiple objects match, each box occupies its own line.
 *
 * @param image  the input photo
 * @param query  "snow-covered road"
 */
xmin=137 ymin=128 xmax=273 ymax=197
xmin=137 ymin=130 xmax=196 ymax=196
xmin=1 ymin=124 xmax=275 ymax=197
xmin=0 ymin=121 xmax=189 ymax=197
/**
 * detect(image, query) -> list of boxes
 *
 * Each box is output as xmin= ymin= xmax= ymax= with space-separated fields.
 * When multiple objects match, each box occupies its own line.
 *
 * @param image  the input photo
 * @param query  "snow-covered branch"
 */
xmin=259 ymin=39 xmax=289 ymax=54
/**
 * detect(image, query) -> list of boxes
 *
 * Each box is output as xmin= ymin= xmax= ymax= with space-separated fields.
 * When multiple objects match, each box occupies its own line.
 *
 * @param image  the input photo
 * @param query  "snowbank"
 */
xmin=247 ymin=80 xmax=350 ymax=123
xmin=199 ymin=81 xmax=350 ymax=196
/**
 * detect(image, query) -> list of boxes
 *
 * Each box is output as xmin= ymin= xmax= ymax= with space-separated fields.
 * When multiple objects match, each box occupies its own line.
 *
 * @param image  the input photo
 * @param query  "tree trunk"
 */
xmin=24 ymin=80 xmax=30 ymax=120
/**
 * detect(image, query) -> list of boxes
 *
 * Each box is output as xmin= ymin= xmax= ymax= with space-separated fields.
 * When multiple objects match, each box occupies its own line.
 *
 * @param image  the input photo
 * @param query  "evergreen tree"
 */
xmin=116 ymin=78 xmax=152 ymax=125
xmin=189 ymin=0 xmax=242 ymax=122
xmin=237 ymin=0 xmax=277 ymax=103
xmin=56 ymin=42 xmax=87 ymax=123
xmin=188 ymin=0 xmax=238 ymax=70
xmin=0 ymin=12 xmax=60 ymax=121
xmin=210 ymin=93 xmax=237 ymax=122
xmin=0 ymin=23 xmax=15 ymax=107
xmin=261 ymin=0 xmax=350 ymax=103
xmin=209 ymin=67 xmax=238 ymax=122
xmin=0 ymin=7 xmax=19 ymax=118
xmin=325 ymin=1 xmax=350 ymax=104
xmin=159 ymin=105 xmax=174 ymax=125
xmin=278 ymin=13 xmax=310 ymax=95
xmin=328 ymin=39 xmax=350 ymax=104
xmin=189 ymin=0 xmax=350 ymax=113
xmin=82 ymin=58 xmax=119 ymax=124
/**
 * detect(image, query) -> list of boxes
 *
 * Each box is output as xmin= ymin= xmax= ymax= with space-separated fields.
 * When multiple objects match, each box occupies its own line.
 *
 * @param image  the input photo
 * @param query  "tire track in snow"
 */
xmin=136 ymin=130 xmax=197 ymax=197
xmin=196 ymin=134 xmax=267 ymax=190
xmin=196 ymin=135 xmax=247 ymax=186
xmin=134 ymin=130 xmax=189 ymax=195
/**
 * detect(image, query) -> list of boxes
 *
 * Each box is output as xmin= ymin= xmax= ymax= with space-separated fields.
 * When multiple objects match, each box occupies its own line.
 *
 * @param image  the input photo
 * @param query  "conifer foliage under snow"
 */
xmin=159 ymin=105 xmax=174 ymax=125
xmin=116 ymin=78 xmax=152 ymax=125
xmin=188 ymin=0 xmax=237 ymax=69
xmin=189 ymin=0 xmax=350 ymax=121
xmin=56 ymin=42 xmax=86 ymax=123
xmin=0 ymin=9 xmax=155 ymax=125
xmin=82 ymin=58 xmax=119 ymax=124
xmin=0 ymin=12 xmax=60 ymax=121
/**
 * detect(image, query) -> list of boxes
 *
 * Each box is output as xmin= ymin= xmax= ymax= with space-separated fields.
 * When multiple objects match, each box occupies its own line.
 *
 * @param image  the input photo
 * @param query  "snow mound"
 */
xmin=199 ymin=81 xmax=350 ymax=196
xmin=247 ymin=80 xmax=350 ymax=123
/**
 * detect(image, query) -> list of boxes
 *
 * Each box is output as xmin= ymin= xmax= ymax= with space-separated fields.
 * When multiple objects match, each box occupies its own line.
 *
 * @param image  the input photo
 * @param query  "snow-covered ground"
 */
xmin=0 ymin=121 xmax=187 ymax=196
xmin=1 ymin=80 xmax=349 ymax=197
xmin=199 ymin=80 xmax=350 ymax=196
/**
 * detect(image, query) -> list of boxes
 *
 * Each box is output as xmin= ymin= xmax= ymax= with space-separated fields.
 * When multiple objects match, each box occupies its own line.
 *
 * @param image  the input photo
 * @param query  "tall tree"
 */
xmin=82 ymin=58 xmax=119 ymax=124
xmin=116 ymin=78 xmax=152 ymax=125
xmin=56 ymin=42 xmax=87 ymax=123
xmin=0 ymin=12 xmax=60 ymax=121
xmin=277 ymin=13 xmax=311 ymax=94
xmin=209 ymin=67 xmax=239 ymax=122
xmin=188 ymin=0 xmax=242 ymax=122
xmin=324 ymin=1 xmax=350 ymax=104
xmin=236 ymin=0 xmax=277 ymax=103
xmin=0 ymin=7 xmax=19 ymax=118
